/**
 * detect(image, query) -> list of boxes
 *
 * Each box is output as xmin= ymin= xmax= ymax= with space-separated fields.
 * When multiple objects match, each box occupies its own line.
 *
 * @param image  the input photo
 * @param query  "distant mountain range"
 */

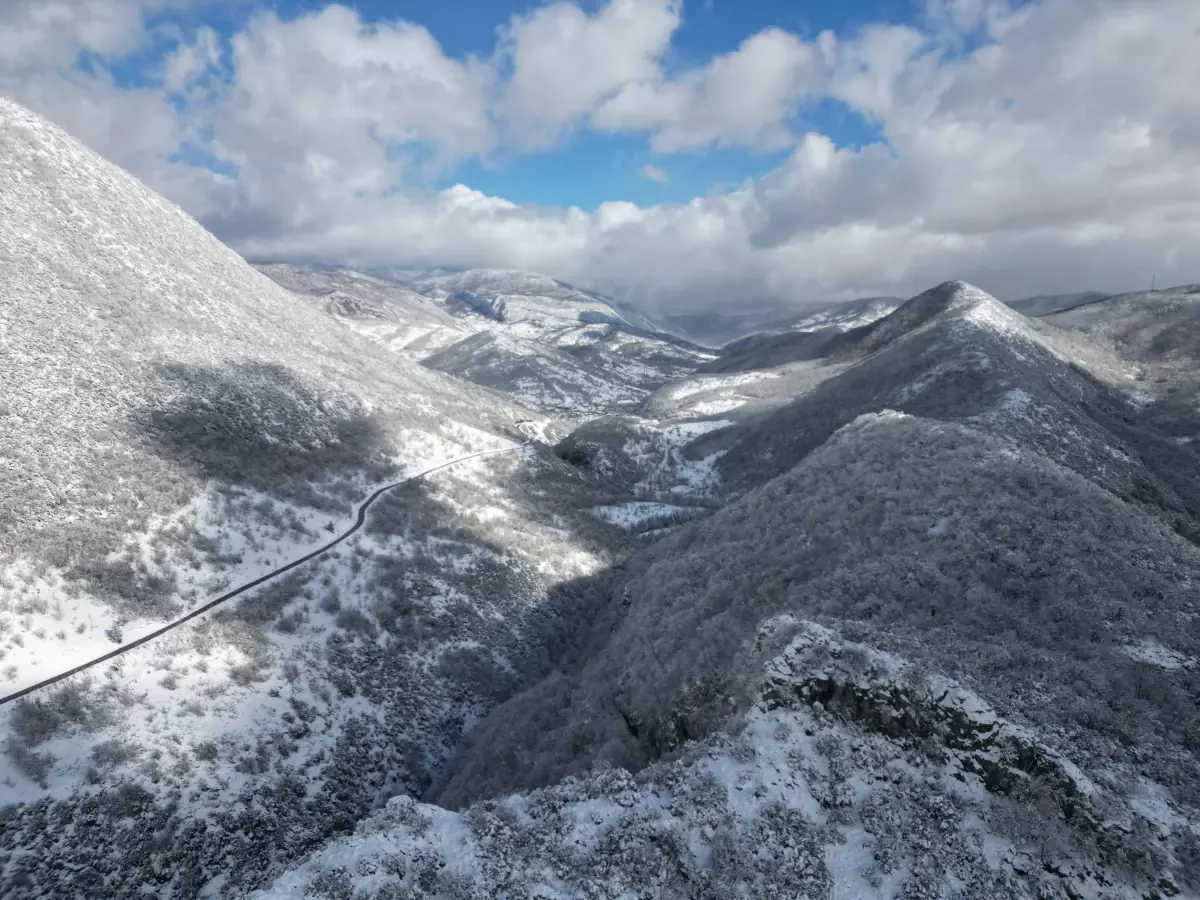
xmin=4 ymin=95 xmax=1200 ymax=900
xmin=255 ymin=264 xmax=713 ymax=417
xmin=657 ymin=290 xmax=1124 ymax=346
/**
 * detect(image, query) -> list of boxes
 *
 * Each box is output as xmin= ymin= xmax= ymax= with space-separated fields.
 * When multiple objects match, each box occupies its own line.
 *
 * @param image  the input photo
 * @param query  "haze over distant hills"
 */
xmin=2 ymin=96 xmax=1199 ymax=900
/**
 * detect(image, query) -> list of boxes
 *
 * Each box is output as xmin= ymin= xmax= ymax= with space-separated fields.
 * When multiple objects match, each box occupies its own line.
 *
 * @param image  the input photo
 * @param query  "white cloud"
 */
xmin=594 ymin=26 xmax=824 ymax=151
xmin=221 ymin=6 xmax=494 ymax=159
xmin=171 ymin=4 xmax=497 ymax=240
xmin=641 ymin=163 xmax=669 ymax=183
xmin=0 ymin=0 xmax=153 ymax=71
xmin=163 ymin=24 xmax=221 ymax=93
xmin=754 ymin=0 xmax=1200 ymax=246
xmin=497 ymin=0 xmax=682 ymax=149
xmin=2 ymin=0 xmax=1200 ymax=317
xmin=0 ymin=0 xmax=212 ymax=205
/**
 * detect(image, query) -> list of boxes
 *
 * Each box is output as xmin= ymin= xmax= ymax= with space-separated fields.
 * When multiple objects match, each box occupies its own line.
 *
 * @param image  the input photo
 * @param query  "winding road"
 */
xmin=0 ymin=442 xmax=528 ymax=708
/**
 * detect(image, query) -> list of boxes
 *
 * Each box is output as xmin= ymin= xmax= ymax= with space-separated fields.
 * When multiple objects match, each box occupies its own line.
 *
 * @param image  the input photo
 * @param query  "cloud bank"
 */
xmin=2 ymin=0 xmax=1197 ymax=314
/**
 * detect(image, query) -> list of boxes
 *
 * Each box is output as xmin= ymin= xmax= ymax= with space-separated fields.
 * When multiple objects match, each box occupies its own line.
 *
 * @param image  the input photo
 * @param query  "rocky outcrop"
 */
xmin=756 ymin=620 xmax=1191 ymax=900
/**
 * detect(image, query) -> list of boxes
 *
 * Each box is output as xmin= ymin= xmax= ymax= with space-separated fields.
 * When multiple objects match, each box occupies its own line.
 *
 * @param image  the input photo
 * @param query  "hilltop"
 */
xmin=2 ymin=95 xmax=1199 ymax=900
xmin=0 ymin=97 xmax=632 ymax=898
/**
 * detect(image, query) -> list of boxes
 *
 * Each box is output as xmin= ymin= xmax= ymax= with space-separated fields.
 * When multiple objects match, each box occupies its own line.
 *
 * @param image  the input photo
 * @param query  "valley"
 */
xmin=1 ymin=95 xmax=1198 ymax=900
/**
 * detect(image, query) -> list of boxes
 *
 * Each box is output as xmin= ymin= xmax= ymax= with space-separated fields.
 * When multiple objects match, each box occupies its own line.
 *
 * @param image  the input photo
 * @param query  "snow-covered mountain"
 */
xmin=418 ymin=284 xmax=1200 ymax=899
xmin=413 ymin=269 xmax=627 ymax=326
xmin=687 ymin=281 xmax=1200 ymax=518
xmin=4 ymin=94 xmax=1200 ymax=900
xmin=0 ymin=97 xmax=633 ymax=898
xmin=259 ymin=264 xmax=713 ymax=417
xmin=658 ymin=295 xmax=903 ymax=347
xmin=745 ymin=294 xmax=903 ymax=338
xmin=1043 ymin=283 xmax=1200 ymax=371
xmin=663 ymin=290 xmax=1116 ymax=349
xmin=253 ymin=264 xmax=471 ymax=356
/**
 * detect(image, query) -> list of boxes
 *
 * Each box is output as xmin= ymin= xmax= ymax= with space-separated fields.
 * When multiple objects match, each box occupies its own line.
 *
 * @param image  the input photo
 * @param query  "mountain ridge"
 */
xmin=0 ymin=96 xmax=632 ymax=898
xmin=3 ymin=95 xmax=1200 ymax=900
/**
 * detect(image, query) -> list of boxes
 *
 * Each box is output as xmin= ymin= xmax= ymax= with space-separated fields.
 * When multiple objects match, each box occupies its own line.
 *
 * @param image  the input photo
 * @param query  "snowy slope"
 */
xmin=0 ymin=96 xmax=537 ymax=570
xmin=432 ymin=284 xmax=1200 ymax=900
xmin=255 ymin=264 xmax=471 ymax=357
xmin=1042 ymin=284 xmax=1200 ymax=372
xmin=423 ymin=327 xmax=707 ymax=417
xmin=412 ymin=269 xmax=713 ymax=415
xmin=259 ymin=264 xmax=713 ymax=417
xmin=422 ymin=330 xmax=648 ymax=415
xmin=736 ymin=294 xmax=901 ymax=340
xmin=678 ymin=282 xmax=1200 ymax=540
xmin=660 ymin=296 xmax=902 ymax=347
xmin=0 ymin=97 xmax=632 ymax=899
xmin=432 ymin=412 xmax=1200 ymax=899
xmin=412 ymin=268 xmax=629 ymax=327
xmin=255 ymin=656 xmax=1064 ymax=900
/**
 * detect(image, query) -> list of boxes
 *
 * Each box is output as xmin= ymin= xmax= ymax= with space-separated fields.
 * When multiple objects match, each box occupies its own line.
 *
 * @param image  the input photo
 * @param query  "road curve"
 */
xmin=0 ymin=442 xmax=528 ymax=708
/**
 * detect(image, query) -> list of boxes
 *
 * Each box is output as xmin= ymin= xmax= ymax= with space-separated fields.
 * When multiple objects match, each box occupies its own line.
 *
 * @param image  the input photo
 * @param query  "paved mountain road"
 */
xmin=0 ymin=442 xmax=528 ymax=708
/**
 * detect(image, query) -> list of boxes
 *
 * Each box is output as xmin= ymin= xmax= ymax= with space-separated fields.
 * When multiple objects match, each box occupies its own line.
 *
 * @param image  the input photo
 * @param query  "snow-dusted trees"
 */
xmin=441 ymin=414 xmax=1200 ymax=816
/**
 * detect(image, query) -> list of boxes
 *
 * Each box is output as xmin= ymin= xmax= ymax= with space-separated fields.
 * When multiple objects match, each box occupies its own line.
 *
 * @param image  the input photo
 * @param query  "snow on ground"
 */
xmin=346 ymin=319 xmax=469 ymax=357
xmin=667 ymin=451 xmax=724 ymax=497
xmin=686 ymin=397 xmax=749 ymax=417
xmin=1124 ymin=639 xmax=1197 ymax=671
xmin=0 ymin=427 xmax=520 ymax=697
xmin=590 ymin=502 xmax=696 ymax=530
xmin=251 ymin=702 xmax=1006 ymax=900
xmin=0 ymin=428 xmax=533 ymax=808
xmin=0 ymin=600 xmax=380 ymax=807
xmin=423 ymin=323 xmax=706 ymax=418
xmin=660 ymin=419 xmax=735 ymax=442
xmin=656 ymin=371 xmax=780 ymax=404
xmin=619 ymin=418 xmax=733 ymax=502
xmin=250 ymin=618 xmax=1101 ymax=900
xmin=960 ymin=290 xmax=1043 ymax=343
xmin=1129 ymin=778 xmax=1193 ymax=840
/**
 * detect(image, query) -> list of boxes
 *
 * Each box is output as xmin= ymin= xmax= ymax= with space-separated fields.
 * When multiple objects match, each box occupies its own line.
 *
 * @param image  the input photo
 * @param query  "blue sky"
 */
xmin=115 ymin=0 xmax=911 ymax=210
xmin=7 ymin=0 xmax=1195 ymax=312
xmin=177 ymin=0 xmax=918 ymax=61
xmin=452 ymin=96 xmax=886 ymax=209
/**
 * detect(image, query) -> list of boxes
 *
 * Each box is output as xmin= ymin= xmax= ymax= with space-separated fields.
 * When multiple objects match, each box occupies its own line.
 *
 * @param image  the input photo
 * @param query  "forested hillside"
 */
xmin=0 ymin=97 xmax=632 ymax=898
xmin=2 ymin=95 xmax=1198 ymax=900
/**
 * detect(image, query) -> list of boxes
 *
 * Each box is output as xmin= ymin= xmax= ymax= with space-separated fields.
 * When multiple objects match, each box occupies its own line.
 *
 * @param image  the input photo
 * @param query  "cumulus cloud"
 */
xmin=0 ymin=0 xmax=207 ymax=202
xmin=0 ymin=0 xmax=153 ymax=71
xmin=2 ymin=0 xmax=1199 ymax=316
xmin=497 ymin=0 xmax=682 ymax=149
xmin=593 ymin=26 xmax=824 ymax=151
xmin=755 ymin=0 xmax=1200 ymax=245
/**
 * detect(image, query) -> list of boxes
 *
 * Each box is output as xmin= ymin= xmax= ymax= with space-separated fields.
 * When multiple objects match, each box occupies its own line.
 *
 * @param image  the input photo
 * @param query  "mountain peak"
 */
xmin=851 ymin=279 xmax=1029 ymax=356
xmin=906 ymin=280 xmax=1000 ymax=317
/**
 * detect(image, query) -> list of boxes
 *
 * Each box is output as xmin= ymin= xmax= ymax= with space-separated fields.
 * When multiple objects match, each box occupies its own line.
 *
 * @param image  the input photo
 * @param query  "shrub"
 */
xmin=320 ymin=591 xmax=342 ymax=614
xmin=3 ymin=738 xmax=55 ymax=787
xmin=91 ymin=738 xmax=141 ymax=771
xmin=335 ymin=607 xmax=378 ymax=638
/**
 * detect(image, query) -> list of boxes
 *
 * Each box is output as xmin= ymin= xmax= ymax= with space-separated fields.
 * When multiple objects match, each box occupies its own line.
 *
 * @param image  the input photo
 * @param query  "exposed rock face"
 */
xmin=759 ymin=621 xmax=1189 ymax=900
